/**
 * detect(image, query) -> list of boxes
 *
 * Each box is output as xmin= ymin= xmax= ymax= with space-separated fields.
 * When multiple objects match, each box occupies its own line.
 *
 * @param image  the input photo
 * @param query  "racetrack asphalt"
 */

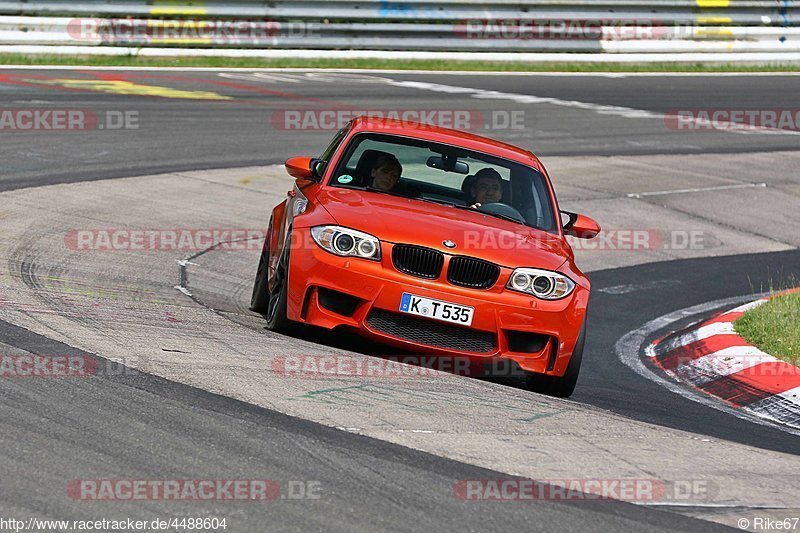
xmin=0 ymin=68 xmax=798 ymax=532
xmin=2 ymin=69 xmax=799 ymax=190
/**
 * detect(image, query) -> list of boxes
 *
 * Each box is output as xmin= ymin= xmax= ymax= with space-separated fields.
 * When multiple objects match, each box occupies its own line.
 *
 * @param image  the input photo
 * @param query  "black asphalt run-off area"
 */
xmin=1 ymin=69 xmax=798 ymax=531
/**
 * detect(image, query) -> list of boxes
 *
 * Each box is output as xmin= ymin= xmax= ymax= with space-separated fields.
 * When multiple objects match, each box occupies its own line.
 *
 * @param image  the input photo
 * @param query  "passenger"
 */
xmin=468 ymin=168 xmax=504 ymax=208
xmin=369 ymin=154 xmax=403 ymax=192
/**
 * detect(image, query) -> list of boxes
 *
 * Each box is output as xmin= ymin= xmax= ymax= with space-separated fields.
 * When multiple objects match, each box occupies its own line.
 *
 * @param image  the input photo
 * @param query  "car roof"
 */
xmin=349 ymin=116 xmax=545 ymax=172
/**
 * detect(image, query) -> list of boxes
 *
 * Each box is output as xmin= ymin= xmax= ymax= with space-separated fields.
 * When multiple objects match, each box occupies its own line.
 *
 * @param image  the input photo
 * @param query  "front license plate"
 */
xmin=399 ymin=293 xmax=474 ymax=327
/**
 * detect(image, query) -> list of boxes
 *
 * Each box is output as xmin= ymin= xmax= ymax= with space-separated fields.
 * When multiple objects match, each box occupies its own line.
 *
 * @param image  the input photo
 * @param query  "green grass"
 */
xmin=735 ymin=290 xmax=800 ymax=366
xmin=1 ymin=53 xmax=799 ymax=72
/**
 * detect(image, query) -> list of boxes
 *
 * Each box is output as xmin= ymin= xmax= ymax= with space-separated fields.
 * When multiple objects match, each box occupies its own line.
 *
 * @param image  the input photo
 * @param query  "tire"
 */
xmin=264 ymin=241 xmax=293 ymax=333
xmin=250 ymin=221 xmax=294 ymax=333
xmin=525 ymin=321 xmax=586 ymax=398
xmin=250 ymin=218 xmax=273 ymax=314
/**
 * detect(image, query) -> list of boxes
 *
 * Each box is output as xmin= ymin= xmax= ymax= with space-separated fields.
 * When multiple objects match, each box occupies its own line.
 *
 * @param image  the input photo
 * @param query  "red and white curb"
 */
xmin=646 ymin=295 xmax=800 ymax=430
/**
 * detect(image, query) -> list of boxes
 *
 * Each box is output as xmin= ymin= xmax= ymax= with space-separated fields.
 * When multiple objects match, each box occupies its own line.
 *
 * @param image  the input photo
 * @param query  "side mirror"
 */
xmin=285 ymin=156 xmax=319 ymax=180
xmin=561 ymin=211 xmax=601 ymax=239
xmin=311 ymin=159 xmax=326 ymax=178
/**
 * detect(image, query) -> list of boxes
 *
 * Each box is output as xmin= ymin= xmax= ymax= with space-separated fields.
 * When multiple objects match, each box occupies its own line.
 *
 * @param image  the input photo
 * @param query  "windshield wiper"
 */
xmin=475 ymin=210 xmax=527 ymax=226
xmin=416 ymin=196 xmax=462 ymax=208
xmin=364 ymin=186 xmax=414 ymax=200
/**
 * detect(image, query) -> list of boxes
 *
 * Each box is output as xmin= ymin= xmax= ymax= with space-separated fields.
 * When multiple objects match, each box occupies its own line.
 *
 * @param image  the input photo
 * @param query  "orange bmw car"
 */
xmin=251 ymin=116 xmax=600 ymax=396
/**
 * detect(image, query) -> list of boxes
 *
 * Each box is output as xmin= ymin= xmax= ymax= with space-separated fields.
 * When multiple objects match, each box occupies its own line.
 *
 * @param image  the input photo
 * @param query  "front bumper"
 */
xmin=286 ymin=228 xmax=589 ymax=376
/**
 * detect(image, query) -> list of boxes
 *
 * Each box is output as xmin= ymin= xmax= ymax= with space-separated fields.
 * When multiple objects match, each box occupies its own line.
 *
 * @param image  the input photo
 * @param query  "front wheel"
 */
xmin=250 ymin=246 xmax=271 ymax=313
xmin=524 ymin=322 xmax=585 ymax=398
xmin=250 ymin=222 xmax=294 ymax=333
xmin=250 ymin=217 xmax=273 ymax=313
xmin=263 ymin=242 xmax=293 ymax=333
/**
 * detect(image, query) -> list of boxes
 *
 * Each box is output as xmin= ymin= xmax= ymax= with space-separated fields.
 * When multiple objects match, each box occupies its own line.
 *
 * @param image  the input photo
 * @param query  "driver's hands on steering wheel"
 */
xmin=469 ymin=203 xmax=482 ymax=209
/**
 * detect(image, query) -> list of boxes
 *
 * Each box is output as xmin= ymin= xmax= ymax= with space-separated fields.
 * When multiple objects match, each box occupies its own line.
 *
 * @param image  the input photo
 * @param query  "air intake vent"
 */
xmin=447 ymin=256 xmax=500 ymax=289
xmin=366 ymin=308 xmax=495 ymax=353
xmin=392 ymin=245 xmax=444 ymax=279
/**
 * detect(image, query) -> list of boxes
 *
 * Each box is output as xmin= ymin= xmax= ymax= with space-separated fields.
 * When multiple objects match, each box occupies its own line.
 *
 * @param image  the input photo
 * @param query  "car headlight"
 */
xmin=506 ymin=268 xmax=575 ymax=300
xmin=310 ymin=226 xmax=381 ymax=261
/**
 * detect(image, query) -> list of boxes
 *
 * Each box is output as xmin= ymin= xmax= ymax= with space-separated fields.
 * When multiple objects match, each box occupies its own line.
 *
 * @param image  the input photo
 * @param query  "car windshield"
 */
xmin=329 ymin=133 xmax=557 ymax=232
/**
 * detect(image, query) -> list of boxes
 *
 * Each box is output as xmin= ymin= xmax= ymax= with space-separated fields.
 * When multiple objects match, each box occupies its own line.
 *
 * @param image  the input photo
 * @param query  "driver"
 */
xmin=369 ymin=154 xmax=403 ymax=192
xmin=468 ymin=168 xmax=504 ymax=208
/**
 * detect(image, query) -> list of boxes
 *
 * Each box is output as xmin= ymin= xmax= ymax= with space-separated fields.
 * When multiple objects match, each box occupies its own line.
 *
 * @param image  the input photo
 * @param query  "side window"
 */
xmin=313 ymin=126 xmax=349 ymax=179
xmin=320 ymin=127 xmax=349 ymax=162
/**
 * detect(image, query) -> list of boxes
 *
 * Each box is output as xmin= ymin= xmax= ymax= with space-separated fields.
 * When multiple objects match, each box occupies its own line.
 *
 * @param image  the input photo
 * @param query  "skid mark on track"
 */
xmin=598 ymin=280 xmax=683 ymax=295
xmin=291 ymin=383 xmax=572 ymax=420
xmin=3 ymin=224 xmax=195 ymax=349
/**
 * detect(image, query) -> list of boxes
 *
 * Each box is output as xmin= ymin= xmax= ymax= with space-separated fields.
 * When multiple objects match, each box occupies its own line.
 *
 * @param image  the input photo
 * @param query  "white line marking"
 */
xmin=219 ymin=72 xmax=304 ymax=83
xmin=382 ymin=80 xmax=800 ymax=136
xmin=615 ymin=292 xmax=800 ymax=437
xmin=174 ymin=285 xmax=192 ymax=297
xmin=627 ymin=182 xmax=767 ymax=199
xmin=388 ymin=79 xmax=660 ymax=119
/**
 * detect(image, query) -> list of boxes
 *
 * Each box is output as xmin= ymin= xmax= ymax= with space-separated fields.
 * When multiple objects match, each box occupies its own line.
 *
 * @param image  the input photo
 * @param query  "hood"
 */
xmin=316 ymin=188 xmax=570 ymax=271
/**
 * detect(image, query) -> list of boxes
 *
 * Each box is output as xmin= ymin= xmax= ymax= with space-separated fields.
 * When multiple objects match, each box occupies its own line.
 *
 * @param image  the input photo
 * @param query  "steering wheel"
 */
xmin=477 ymin=202 xmax=526 ymax=224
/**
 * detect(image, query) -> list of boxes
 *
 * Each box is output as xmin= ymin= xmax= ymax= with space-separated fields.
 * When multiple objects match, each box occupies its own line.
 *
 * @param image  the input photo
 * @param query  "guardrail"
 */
xmin=0 ymin=0 xmax=796 ymax=58
xmin=1 ymin=16 xmax=797 ymax=53
xmin=0 ymin=0 xmax=796 ymax=23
